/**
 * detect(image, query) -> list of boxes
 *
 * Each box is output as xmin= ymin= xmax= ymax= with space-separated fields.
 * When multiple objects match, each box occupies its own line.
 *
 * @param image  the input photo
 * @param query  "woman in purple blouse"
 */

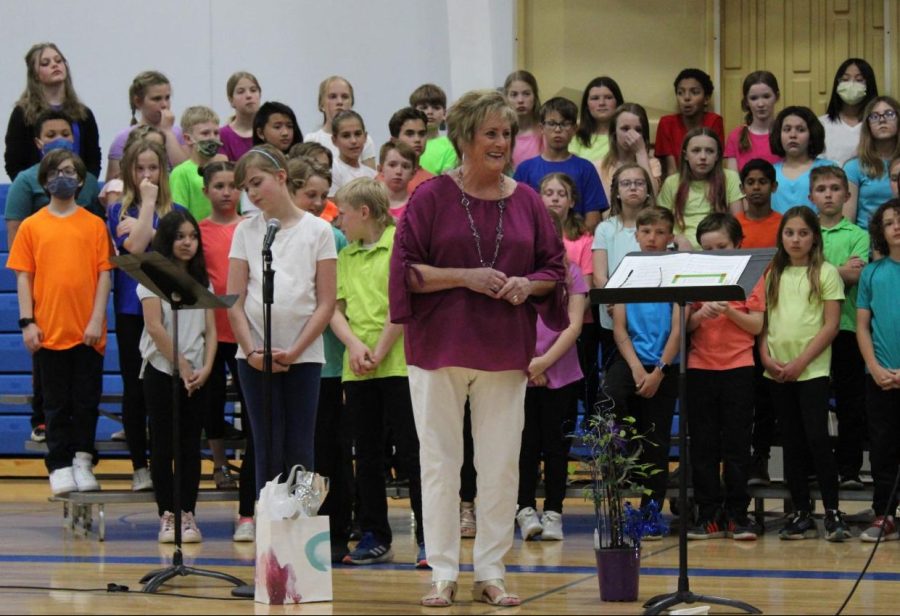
xmin=389 ymin=89 xmax=568 ymax=608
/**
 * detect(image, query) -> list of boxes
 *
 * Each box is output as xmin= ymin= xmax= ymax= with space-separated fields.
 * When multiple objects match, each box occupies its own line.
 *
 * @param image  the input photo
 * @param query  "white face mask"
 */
xmin=837 ymin=81 xmax=866 ymax=106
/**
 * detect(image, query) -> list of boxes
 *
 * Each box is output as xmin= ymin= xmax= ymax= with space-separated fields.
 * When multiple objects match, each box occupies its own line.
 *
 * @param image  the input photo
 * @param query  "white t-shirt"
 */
xmin=137 ymin=283 xmax=210 ymax=377
xmin=819 ymin=114 xmax=862 ymax=167
xmin=305 ymin=128 xmax=377 ymax=164
xmin=329 ymin=156 xmax=377 ymax=196
xmin=228 ymin=212 xmax=337 ymax=364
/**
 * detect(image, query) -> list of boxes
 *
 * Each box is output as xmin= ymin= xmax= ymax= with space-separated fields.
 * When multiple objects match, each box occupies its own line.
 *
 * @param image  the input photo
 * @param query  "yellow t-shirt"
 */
xmin=569 ymin=133 xmax=609 ymax=163
xmin=658 ymin=169 xmax=744 ymax=249
xmin=764 ymin=262 xmax=844 ymax=381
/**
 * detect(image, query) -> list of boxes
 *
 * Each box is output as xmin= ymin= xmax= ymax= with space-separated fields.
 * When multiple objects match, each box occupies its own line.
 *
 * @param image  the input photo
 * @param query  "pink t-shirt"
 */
xmin=688 ymin=279 xmax=766 ymax=370
xmin=564 ymin=232 xmax=594 ymax=324
xmin=533 ymin=262 xmax=588 ymax=389
xmin=512 ymin=131 xmax=544 ymax=170
xmin=219 ymin=124 xmax=253 ymax=162
xmin=389 ymin=203 xmax=407 ymax=220
xmin=724 ymin=126 xmax=781 ymax=170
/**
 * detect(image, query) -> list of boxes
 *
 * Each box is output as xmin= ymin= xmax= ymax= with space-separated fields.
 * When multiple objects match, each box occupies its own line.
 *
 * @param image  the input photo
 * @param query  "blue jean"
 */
xmin=237 ymin=360 xmax=321 ymax=497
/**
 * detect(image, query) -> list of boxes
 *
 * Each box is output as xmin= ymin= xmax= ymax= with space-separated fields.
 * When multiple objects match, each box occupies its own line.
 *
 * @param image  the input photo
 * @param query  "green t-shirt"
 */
xmin=658 ymin=169 xmax=744 ymax=249
xmin=765 ymin=262 xmax=844 ymax=381
xmin=337 ymin=225 xmax=407 ymax=381
xmin=321 ymin=226 xmax=348 ymax=378
xmin=568 ymin=133 xmax=609 ymax=163
xmin=419 ymin=135 xmax=458 ymax=175
xmin=821 ymin=217 xmax=870 ymax=332
xmin=169 ymin=159 xmax=212 ymax=221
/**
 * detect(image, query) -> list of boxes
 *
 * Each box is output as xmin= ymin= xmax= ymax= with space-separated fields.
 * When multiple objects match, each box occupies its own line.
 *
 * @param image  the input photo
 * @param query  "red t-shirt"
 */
xmin=654 ymin=112 xmax=725 ymax=164
xmin=199 ymin=218 xmax=240 ymax=343
xmin=688 ymin=279 xmax=766 ymax=370
xmin=736 ymin=210 xmax=782 ymax=249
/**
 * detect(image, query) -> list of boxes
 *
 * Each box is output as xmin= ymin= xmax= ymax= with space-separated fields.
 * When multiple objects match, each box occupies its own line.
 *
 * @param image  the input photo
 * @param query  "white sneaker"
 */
xmin=516 ymin=506 xmax=543 ymax=541
xmin=110 ymin=429 xmax=126 ymax=441
xmin=132 ymin=467 xmax=153 ymax=492
xmin=49 ymin=467 xmax=78 ymax=495
xmin=72 ymin=452 xmax=100 ymax=491
xmin=233 ymin=517 xmax=255 ymax=542
xmin=541 ymin=510 xmax=564 ymax=541
xmin=159 ymin=511 xmax=175 ymax=543
xmin=182 ymin=511 xmax=202 ymax=543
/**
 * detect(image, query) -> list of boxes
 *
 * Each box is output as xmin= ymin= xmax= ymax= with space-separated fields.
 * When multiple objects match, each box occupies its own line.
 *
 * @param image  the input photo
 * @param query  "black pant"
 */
xmin=518 ymin=382 xmax=579 ymax=513
xmin=769 ymin=377 xmax=839 ymax=511
xmin=750 ymin=345 xmax=777 ymax=458
xmin=37 ymin=345 xmax=103 ymax=472
xmin=866 ymin=376 xmax=900 ymax=516
xmin=315 ymin=377 xmax=353 ymax=545
xmin=116 ymin=313 xmax=149 ymax=470
xmin=30 ymin=354 xmax=44 ymax=428
xmin=604 ymin=357 xmax=678 ymax=507
xmin=830 ymin=331 xmax=867 ymax=479
xmin=343 ymin=377 xmax=423 ymax=544
xmin=579 ymin=318 xmax=601 ymax=415
xmin=460 ymin=400 xmax=476 ymax=501
xmin=687 ymin=367 xmax=754 ymax=518
xmin=143 ymin=363 xmax=203 ymax=516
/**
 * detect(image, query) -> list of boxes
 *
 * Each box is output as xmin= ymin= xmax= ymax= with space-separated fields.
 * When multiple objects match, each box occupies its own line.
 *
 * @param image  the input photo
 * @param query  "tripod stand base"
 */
xmin=232 ymin=583 xmax=255 ymax=598
xmin=643 ymin=590 xmax=761 ymax=615
xmin=140 ymin=564 xmax=247 ymax=594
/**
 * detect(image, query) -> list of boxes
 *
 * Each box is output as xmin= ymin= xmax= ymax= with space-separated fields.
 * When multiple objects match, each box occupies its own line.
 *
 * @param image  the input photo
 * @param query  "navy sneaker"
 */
xmin=779 ymin=511 xmax=817 ymax=540
xmin=415 ymin=542 xmax=429 ymax=569
xmin=727 ymin=514 xmax=759 ymax=541
xmin=824 ymin=510 xmax=851 ymax=542
xmin=687 ymin=516 xmax=726 ymax=540
xmin=343 ymin=532 xmax=393 ymax=565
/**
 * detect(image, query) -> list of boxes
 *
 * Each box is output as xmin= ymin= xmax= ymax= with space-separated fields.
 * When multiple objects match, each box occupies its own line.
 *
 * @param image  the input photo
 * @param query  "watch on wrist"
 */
xmin=655 ymin=359 xmax=667 ymax=371
xmin=18 ymin=318 xmax=35 ymax=329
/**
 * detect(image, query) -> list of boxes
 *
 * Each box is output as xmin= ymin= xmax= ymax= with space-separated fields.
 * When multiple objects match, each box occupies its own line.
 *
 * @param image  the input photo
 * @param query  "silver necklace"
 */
xmin=457 ymin=170 xmax=506 ymax=268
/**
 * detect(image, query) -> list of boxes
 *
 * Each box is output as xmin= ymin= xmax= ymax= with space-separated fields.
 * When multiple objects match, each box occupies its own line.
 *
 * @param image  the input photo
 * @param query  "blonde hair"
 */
xmin=858 ymin=96 xmax=900 ymax=178
xmin=539 ymin=172 xmax=587 ymax=241
xmin=123 ymin=125 xmax=166 ymax=155
xmin=286 ymin=157 xmax=314 ymax=195
xmin=317 ymin=75 xmax=354 ymax=123
xmin=334 ymin=177 xmax=394 ymax=228
xmin=180 ymin=105 xmax=219 ymax=134
xmin=17 ymin=42 xmax=86 ymax=124
xmin=446 ymin=89 xmax=518 ymax=160
xmin=226 ymin=71 xmax=260 ymax=99
xmin=128 ymin=71 xmax=171 ymax=126
xmin=379 ymin=140 xmax=418 ymax=167
xmin=119 ymin=140 xmax=173 ymax=221
xmin=234 ymin=144 xmax=287 ymax=189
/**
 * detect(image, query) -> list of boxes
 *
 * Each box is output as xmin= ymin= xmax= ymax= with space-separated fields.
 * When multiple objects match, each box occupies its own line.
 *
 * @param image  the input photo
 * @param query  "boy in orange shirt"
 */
xmin=7 ymin=150 xmax=112 ymax=496
xmin=737 ymin=158 xmax=782 ymax=248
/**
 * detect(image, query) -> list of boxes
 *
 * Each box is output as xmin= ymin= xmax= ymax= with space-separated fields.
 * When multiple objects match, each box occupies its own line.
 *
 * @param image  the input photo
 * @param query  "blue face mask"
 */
xmin=40 ymin=138 xmax=75 ymax=157
xmin=46 ymin=175 xmax=80 ymax=199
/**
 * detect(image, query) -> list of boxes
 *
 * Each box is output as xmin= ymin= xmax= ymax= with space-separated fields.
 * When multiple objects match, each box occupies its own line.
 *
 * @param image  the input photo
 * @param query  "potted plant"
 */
xmin=582 ymin=405 xmax=667 ymax=602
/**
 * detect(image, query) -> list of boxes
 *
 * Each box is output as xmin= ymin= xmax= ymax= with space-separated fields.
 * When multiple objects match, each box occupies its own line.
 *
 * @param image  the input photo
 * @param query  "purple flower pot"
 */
xmin=595 ymin=547 xmax=640 ymax=602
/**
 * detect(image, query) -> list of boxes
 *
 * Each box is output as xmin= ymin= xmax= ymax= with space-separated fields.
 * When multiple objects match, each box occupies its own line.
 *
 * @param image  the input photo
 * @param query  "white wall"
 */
xmin=0 ymin=0 xmax=515 ymax=183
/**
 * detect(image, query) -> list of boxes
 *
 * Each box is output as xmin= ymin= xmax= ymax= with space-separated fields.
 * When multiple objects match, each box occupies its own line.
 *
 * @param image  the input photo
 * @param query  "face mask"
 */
xmin=196 ymin=139 xmax=222 ymax=158
xmin=46 ymin=175 xmax=80 ymax=199
xmin=40 ymin=138 xmax=75 ymax=157
xmin=837 ymin=81 xmax=866 ymax=106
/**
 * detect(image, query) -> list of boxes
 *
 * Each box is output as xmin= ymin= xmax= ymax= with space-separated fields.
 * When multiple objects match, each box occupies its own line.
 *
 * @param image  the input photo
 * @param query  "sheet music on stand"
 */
xmin=607 ymin=252 xmax=752 ymax=288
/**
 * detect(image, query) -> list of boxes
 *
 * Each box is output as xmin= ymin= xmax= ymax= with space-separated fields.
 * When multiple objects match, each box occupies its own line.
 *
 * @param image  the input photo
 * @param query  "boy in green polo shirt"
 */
xmin=330 ymin=178 xmax=426 ymax=568
xmin=810 ymin=165 xmax=870 ymax=489
xmin=169 ymin=106 xmax=224 ymax=220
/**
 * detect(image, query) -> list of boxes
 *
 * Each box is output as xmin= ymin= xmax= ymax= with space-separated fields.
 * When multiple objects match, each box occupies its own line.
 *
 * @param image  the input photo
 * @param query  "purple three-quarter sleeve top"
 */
xmin=389 ymin=174 xmax=569 ymax=372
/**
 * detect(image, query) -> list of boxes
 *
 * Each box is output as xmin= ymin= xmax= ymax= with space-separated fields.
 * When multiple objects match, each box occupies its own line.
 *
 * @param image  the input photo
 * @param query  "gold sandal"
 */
xmin=421 ymin=580 xmax=457 ymax=607
xmin=472 ymin=579 xmax=521 ymax=607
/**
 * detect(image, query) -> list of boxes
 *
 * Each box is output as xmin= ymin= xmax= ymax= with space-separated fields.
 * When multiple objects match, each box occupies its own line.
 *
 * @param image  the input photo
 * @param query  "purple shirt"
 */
xmin=533 ymin=262 xmax=587 ymax=389
xmin=389 ymin=175 xmax=568 ymax=371
xmin=108 ymin=125 xmax=185 ymax=162
xmin=219 ymin=124 xmax=253 ymax=161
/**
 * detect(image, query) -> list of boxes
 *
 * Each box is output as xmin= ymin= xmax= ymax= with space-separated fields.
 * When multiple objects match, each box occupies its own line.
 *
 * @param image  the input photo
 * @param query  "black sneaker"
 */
xmin=839 ymin=476 xmax=864 ymax=490
xmin=727 ymin=514 xmax=759 ymax=541
xmin=779 ymin=511 xmax=817 ymax=540
xmin=687 ymin=516 xmax=726 ymax=540
xmin=747 ymin=455 xmax=770 ymax=487
xmin=824 ymin=510 xmax=851 ymax=542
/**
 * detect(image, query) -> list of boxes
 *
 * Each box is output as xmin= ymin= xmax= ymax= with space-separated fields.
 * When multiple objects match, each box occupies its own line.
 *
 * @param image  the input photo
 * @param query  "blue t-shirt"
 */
xmin=107 ymin=201 xmax=186 ymax=315
xmin=513 ymin=154 xmax=608 ymax=216
xmin=625 ymin=302 xmax=679 ymax=366
xmin=844 ymin=157 xmax=894 ymax=230
xmin=322 ymin=226 xmax=348 ymax=379
xmin=857 ymin=257 xmax=900 ymax=370
xmin=771 ymin=158 xmax=836 ymax=214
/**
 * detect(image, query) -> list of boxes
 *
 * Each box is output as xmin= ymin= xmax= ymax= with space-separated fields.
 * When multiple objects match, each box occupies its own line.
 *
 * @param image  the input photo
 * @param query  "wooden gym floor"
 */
xmin=1 ymin=465 xmax=899 ymax=614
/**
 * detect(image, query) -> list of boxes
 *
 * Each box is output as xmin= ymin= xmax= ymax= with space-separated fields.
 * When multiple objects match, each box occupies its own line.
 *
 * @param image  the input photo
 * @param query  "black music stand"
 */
xmin=112 ymin=252 xmax=247 ymax=594
xmin=591 ymin=248 xmax=774 ymax=615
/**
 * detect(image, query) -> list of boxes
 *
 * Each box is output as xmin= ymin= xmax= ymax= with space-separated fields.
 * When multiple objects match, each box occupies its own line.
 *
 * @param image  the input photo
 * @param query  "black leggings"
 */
xmin=117 ymin=313 xmax=149 ymax=471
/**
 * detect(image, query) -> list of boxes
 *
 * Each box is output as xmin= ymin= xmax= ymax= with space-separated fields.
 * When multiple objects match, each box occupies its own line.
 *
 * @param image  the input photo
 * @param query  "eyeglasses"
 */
xmin=542 ymin=121 xmax=574 ymax=131
xmin=618 ymin=179 xmax=647 ymax=189
xmin=48 ymin=168 xmax=78 ymax=180
xmin=867 ymin=110 xmax=898 ymax=123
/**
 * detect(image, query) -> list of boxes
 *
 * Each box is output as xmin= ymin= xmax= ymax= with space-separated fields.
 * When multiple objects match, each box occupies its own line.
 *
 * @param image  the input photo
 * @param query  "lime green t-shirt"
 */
xmin=169 ymin=159 xmax=212 ymax=221
xmin=337 ymin=225 xmax=407 ymax=381
xmin=764 ymin=262 xmax=845 ymax=381
xmin=658 ymin=169 xmax=744 ymax=249
xmin=419 ymin=135 xmax=458 ymax=175
xmin=821 ymin=217 xmax=870 ymax=332
xmin=568 ymin=133 xmax=609 ymax=163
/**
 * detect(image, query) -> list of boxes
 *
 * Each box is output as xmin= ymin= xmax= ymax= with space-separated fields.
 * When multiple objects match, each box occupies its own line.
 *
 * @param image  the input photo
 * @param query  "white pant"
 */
xmin=408 ymin=365 xmax=527 ymax=582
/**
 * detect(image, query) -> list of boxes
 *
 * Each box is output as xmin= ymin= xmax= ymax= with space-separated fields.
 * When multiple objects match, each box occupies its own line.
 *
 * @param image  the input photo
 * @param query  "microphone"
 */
xmin=262 ymin=218 xmax=281 ymax=251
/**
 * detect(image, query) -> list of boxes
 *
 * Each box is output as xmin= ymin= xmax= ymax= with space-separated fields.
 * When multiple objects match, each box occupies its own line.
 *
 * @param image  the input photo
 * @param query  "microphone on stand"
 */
xmin=262 ymin=218 xmax=281 ymax=251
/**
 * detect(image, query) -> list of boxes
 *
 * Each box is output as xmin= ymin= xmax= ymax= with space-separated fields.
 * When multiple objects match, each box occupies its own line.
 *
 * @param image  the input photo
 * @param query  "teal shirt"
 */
xmin=321 ymin=226 xmax=348 ymax=378
xmin=858 ymin=257 xmax=900 ymax=370
xmin=821 ymin=217 xmax=870 ymax=332
xmin=3 ymin=163 xmax=103 ymax=221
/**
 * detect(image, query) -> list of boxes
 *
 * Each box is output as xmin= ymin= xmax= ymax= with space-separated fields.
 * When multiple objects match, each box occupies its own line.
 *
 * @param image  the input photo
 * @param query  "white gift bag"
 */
xmin=255 ymin=466 xmax=332 ymax=604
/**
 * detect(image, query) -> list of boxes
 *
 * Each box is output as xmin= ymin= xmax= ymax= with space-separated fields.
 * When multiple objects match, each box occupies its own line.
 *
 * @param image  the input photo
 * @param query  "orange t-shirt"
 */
xmin=688 ymin=278 xmax=766 ymax=371
xmin=736 ymin=210 xmax=782 ymax=249
xmin=6 ymin=207 xmax=112 ymax=353
xmin=320 ymin=200 xmax=339 ymax=223
xmin=199 ymin=218 xmax=240 ymax=343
